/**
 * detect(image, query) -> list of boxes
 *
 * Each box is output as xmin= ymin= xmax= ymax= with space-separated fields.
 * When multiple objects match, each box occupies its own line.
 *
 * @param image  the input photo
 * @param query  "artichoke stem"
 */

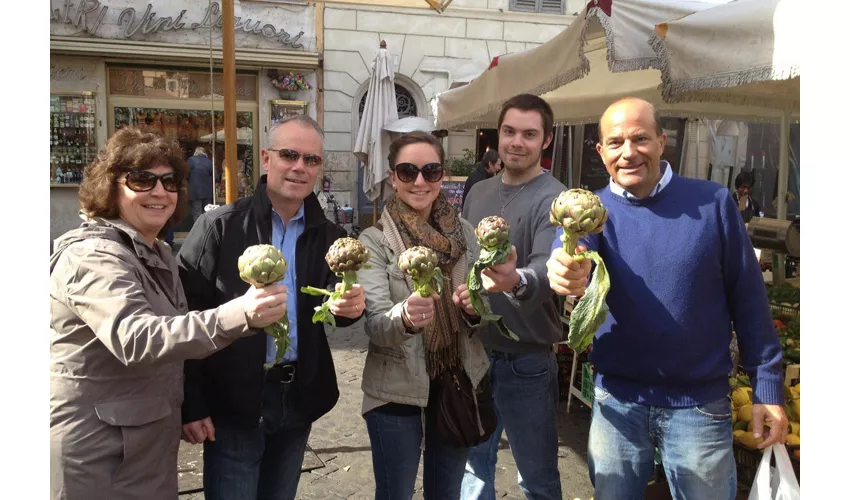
xmin=340 ymin=271 xmax=358 ymax=294
xmin=563 ymin=231 xmax=579 ymax=256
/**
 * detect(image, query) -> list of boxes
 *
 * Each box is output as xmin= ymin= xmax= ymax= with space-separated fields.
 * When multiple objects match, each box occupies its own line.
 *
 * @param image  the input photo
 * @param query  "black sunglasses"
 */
xmin=120 ymin=171 xmax=181 ymax=193
xmin=268 ymin=148 xmax=323 ymax=167
xmin=394 ymin=162 xmax=444 ymax=183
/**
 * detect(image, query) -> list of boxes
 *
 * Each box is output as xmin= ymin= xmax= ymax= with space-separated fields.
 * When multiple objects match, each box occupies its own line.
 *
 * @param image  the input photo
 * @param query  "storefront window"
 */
xmin=113 ymin=107 xmax=256 ymax=202
xmin=109 ymin=68 xmax=257 ymax=101
xmin=51 ymin=94 xmax=98 ymax=185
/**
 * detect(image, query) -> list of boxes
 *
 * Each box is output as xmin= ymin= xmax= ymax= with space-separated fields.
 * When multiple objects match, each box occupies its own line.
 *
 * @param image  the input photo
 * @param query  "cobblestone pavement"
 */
xmin=178 ymin=321 xmax=597 ymax=500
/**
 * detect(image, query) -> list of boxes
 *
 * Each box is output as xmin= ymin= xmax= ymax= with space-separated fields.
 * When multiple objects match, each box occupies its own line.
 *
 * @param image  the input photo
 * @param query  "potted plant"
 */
xmin=447 ymin=148 xmax=478 ymax=178
xmin=271 ymin=72 xmax=312 ymax=100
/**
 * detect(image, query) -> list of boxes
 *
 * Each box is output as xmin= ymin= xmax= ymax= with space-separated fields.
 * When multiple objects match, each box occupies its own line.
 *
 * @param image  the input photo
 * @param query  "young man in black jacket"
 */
xmin=461 ymin=149 xmax=502 ymax=211
xmin=177 ymin=115 xmax=366 ymax=500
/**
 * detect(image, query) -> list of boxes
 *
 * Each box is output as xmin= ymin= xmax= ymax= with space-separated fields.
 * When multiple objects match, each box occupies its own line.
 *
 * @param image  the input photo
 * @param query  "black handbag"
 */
xmin=434 ymin=366 xmax=497 ymax=448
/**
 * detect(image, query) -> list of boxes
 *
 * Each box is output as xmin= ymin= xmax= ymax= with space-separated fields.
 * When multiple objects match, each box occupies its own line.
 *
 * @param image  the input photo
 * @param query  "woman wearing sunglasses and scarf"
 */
xmin=357 ymin=131 xmax=492 ymax=499
xmin=49 ymin=128 xmax=290 ymax=499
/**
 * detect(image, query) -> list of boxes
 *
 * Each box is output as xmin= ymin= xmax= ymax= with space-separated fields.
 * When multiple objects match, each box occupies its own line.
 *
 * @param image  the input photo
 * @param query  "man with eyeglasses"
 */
xmin=176 ymin=114 xmax=367 ymax=500
xmin=461 ymin=94 xmax=567 ymax=500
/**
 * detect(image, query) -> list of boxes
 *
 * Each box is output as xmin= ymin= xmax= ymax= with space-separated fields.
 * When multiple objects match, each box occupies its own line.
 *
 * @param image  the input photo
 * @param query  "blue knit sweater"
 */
xmin=553 ymin=174 xmax=784 ymax=407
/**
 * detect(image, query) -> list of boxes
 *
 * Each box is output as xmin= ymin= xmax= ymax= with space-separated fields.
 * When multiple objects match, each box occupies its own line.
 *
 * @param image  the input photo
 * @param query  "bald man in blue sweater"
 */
xmin=547 ymin=98 xmax=787 ymax=500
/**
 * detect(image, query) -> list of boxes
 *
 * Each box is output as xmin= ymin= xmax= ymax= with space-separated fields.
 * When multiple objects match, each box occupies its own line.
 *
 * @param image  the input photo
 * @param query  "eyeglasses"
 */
xmin=393 ymin=162 xmax=444 ymax=183
xmin=268 ymin=148 xmax=324 ymax=167
xmin=119 ymin=171 xmax=181 ymax=193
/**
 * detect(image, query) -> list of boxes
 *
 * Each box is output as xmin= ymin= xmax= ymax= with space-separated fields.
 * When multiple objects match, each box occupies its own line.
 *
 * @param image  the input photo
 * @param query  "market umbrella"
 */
xmin=383 ymin=116 xmax=437 ymax=133
xmin=436 ymin=0 xmax=740 ymax=130
xmin=354 ymin=41 xmax=399 ymax=211
xmin=650 ymin=0 xmax=801 ymax=280
xmin=200 ymin=126 xmax=254 ymax=145
xmin=652 ymin=0 xmax=800 ymax=112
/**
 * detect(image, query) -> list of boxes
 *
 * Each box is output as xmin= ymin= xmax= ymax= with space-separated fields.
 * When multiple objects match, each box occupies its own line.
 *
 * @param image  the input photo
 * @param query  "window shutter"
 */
xmin=510 ymin=0 xmax=538 ymax=13
xmin=540 ymin=0 xmax=564 ymax=14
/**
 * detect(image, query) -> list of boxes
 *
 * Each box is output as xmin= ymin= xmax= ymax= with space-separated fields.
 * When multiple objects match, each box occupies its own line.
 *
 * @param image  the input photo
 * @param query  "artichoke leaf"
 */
xmin=301 ymin=286 xmax=334 ymax=297
xmin=567 ymin=251 xmax=610 ymax=353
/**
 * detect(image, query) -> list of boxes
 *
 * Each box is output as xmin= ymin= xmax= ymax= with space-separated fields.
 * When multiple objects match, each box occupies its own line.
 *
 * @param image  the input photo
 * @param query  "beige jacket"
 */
xmin=358 ymin=211 xmax=490 ymax=414
xmin=49 ymin=217 xmax=252 ymax=500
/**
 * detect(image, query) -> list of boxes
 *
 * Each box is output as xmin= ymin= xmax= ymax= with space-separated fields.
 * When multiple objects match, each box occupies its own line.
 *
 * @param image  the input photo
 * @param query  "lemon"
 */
xmin=732 ymin=387 xmax=752 ymax=408
xmin=788 ymin=421 xmax=800 ymax=436
xmin=786 ymin=434 xmax=800 ymax=446
xmin=738 ymin=404 xmax=754 ymax=423
xmin=738 ymin=431 xmax=765 ymax=450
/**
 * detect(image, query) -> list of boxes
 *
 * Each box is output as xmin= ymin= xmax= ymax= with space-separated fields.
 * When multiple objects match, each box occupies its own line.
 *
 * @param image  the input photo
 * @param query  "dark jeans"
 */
xmin=462 ymin=350 xmax=562 ymax=500
xmin=365 ymin=403 xmax=470 ymax=500
xmin=191 ymin=198 xmax=211 ymax=222
xmin=203 ymin=378 xmax=311 ymax=500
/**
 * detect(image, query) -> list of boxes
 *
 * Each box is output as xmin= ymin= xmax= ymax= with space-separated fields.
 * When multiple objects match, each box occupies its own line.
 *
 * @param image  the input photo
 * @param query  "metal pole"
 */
xmin=774 ymin=109 xmax=791 ymax=284
xmin=222 ymin=0 xmax=238 ymax=204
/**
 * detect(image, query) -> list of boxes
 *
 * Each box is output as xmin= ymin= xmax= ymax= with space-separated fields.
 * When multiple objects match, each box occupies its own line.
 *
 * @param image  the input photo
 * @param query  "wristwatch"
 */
xmin=509 ymin=272 xmax=528 ymax=298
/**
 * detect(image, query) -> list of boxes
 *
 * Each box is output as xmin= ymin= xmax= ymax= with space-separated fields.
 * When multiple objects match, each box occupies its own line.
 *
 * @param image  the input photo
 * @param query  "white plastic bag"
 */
xmin=748 ymin=443 xmax=800 ymax=500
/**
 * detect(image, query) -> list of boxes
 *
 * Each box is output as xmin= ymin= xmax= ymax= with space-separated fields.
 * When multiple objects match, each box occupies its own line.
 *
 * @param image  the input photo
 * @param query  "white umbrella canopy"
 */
xmin=199 ymin=126 xmax=253 ymax=145
xmin=650 ymin=0 xmax=802 ymax=225
xmin=383 ymin=116 xmax=438 ymax=133
xmin=652 ymin=0 xmax=800 ymax=111
xmin=436 ymin=0 xmax=736 ymax=129
xmin=354 ymin=42 xmax=399 ymax=202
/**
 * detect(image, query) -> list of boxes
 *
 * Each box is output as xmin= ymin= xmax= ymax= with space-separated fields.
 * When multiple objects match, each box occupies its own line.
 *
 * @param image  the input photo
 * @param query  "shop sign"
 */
xmin=51 ymin=65 xmax=88 ymax=82
xmin=50 ymin=0 xmax=306 ymax=49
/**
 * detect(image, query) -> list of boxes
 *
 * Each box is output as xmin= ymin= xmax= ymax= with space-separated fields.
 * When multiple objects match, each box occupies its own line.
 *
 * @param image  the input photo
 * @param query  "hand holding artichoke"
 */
xmin=301 ymin=237 xmax=371 ymax=328
xmin=238 ymin=244 xmax=290 ymax=367
xmin=398 ymin=246 xmax=444 ymax=297
xmin=550 ymin=189 xmax=611 ymax=353
xmin=466 ymin=216 xmax=519 ymax=341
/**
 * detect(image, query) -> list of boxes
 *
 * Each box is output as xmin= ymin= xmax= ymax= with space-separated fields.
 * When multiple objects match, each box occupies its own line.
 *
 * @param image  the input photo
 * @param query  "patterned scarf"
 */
xmin=385 ymin=192 xmax=467 ymax=379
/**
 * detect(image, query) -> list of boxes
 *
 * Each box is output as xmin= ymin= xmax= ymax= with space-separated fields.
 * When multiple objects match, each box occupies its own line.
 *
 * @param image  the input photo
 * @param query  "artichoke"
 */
xmin=550 ymin=189 xmax=611 ymax=353
xmin=237 ymin=244 xmax=290 ymax=367
xmin=550 ymin=189 xmax=608 ymax=255
xmin=301 ymin=237 xmax=371 ymax=328
xmin=466 ymin=216 xmax=519 ymax=341
xmin=326 ymin=237 xmax=371 ymax=275
xmin=476 ymin=216 xmax=511 ymax=251
xmin=398 ymin=246 xmax=444 ymax=297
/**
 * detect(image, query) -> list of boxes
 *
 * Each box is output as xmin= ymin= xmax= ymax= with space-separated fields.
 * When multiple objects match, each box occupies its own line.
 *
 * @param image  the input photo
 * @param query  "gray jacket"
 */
xmin=49 ymin=217 xmax=252 ymax=499
xmin=357 ymin=211 xmax=490 ymax=413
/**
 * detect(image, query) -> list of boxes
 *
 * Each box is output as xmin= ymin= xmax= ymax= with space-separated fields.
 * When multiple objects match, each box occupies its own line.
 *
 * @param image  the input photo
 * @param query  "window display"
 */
xmin=51 ymin=94 xmax=97 ymax=185
xmin=113 ymin=107 xmax=256 ymax=200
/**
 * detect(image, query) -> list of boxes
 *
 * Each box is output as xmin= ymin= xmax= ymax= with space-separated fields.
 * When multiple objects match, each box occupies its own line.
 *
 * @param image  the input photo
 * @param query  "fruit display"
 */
xmin=549 ymin=189 xmax=610 ymax=353
xmin=466 ymin=216 xmax=519 ymax=341
xmin=237 ymin=245 xmax=290 ymax=367
xmin=773 ymin=315 xmax=800 ymax=367
xmin=729 ymin=374 xmax=800 ymax=453
xmin=301 ymin=238 xmax=371 ymax=328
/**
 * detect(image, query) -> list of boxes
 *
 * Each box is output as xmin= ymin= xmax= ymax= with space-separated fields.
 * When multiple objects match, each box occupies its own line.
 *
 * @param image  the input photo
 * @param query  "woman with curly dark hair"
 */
xmin=50 ymin=128 xmax=290 ymax=499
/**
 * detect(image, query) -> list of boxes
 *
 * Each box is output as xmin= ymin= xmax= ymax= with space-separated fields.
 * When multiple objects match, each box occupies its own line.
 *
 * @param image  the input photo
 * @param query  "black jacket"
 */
xmin=462 ymin=166 xmax=492 ymax=211
xmin=177 ymin=176 xmax=359 ymax=427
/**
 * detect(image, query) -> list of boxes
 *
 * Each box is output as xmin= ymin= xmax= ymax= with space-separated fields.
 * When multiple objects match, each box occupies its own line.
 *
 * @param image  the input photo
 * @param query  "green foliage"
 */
xmin=448 ymin=148 xmax=478 ymax=178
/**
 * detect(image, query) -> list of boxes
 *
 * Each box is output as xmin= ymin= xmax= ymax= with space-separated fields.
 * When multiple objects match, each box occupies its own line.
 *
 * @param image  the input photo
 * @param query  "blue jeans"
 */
xmin=588 ymin=385 xmax=736 ymax=500
xmin=461 ymin=351 xmax=562 ymax=500
xmin=365 ymin=405 xmax=470 ymax=500
xmin=203 ymin=380 xmax=311 ymax=500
